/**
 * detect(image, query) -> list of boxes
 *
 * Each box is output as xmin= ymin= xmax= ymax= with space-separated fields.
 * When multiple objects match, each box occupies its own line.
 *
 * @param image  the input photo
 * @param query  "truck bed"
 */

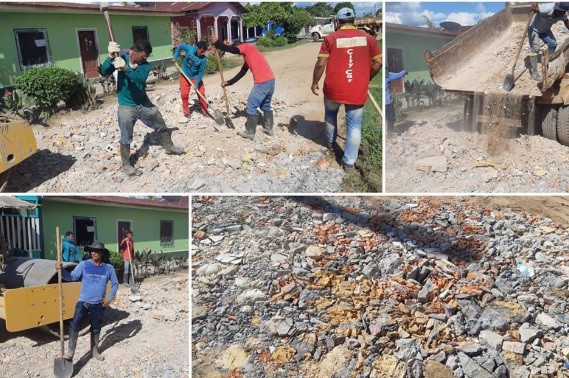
xmin=425 ymin=5 xmax=569 ymax=97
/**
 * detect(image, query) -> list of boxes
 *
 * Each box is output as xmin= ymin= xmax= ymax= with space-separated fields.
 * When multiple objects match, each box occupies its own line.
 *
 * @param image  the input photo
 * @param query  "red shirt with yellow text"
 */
xmin=319 ymin=26 xmax=382 ymax=105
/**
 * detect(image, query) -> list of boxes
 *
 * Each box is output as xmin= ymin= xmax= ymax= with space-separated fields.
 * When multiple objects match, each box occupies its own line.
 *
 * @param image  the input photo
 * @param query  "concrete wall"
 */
xmin=40 ymin=199 xmax=189 ymax=260
xmin=0 ymin=12 xmax=173 ymax=87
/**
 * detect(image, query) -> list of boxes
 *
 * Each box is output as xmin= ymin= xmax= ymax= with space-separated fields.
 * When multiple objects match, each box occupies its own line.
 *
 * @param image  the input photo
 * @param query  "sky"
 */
xmin=385 ymin=2 xmax=505 ymax=27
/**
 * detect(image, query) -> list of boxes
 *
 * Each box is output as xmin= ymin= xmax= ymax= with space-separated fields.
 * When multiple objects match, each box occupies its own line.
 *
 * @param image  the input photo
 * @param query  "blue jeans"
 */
xmin=529 ymin=27 xmax=557 ymax=55
xmin=123 ymin=259 xmax=131 ymax=275
xmin=324 ymin=97 xmax=364 ymax=165
xmin=70 ymin=301 xmax=105 ymax=334
xmin=117 ymin=102 xmax=167 ymax=145
xmin=247 ymin=80 xmax=275 ymax=115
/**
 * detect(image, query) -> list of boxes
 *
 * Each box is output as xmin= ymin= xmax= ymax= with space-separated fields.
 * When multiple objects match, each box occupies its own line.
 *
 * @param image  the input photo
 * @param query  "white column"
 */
xmin=226 ymin=17 xmax=229 ymax=43
xmin=214 ymin=16 xmax=219 ymax=38
xmin=239 ymin=18 xmax=243 ymax=41
xmin=196 ymin=17 xmax=201 ymax=42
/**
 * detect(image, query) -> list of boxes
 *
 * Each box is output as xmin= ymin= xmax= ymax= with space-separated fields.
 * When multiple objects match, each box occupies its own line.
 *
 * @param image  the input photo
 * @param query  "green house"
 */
xmin=36 ymin=196 xmax=189 ymax=260
xmin=0 ymin=2 xmax=183 ymax=89
xmin=385 ymin=22 xmax=461 ymax=93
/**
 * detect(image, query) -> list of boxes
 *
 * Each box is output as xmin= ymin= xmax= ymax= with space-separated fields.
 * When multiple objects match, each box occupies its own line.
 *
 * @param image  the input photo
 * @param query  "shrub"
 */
xmin=256 ymin=36 xmax=274 ymax=47
xmin=205 ymin=54 xmax=219 ymax=74
xmin=15 ymin=66 xmax=78 ymax=117
xmin=109 ymin=250 xmax=124 ymax=274
xmin=274 ymin=36 xmax=287 ymax=47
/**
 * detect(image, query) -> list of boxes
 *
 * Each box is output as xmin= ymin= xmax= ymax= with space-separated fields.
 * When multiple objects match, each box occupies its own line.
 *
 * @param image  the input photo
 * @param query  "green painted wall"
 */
xmin=386 ymin=30 xmax=455 ymax=83
xmin=40 ymin=200 xmax=189 ymax=260
xmin=0 ymin=12 xmax=173 ymax=87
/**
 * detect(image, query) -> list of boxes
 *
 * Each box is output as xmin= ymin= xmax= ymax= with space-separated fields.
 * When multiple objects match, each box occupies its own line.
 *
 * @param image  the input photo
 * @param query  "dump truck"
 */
xmin=0 ymin=197 xmax=86 ymax=335
xmin=424 ymin=3 xmax=569 ymax=146
xmin=0 ymin=116 xmax=37 ymax=191
xmin=310 ymin=15 xmax=382 ymax=41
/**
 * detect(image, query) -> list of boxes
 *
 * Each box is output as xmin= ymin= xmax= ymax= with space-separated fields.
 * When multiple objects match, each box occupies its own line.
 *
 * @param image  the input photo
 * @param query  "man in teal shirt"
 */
xmin=101 ymin=40 xmax=184 ymax=176
xmin=62 ymin=231 xmax=79 ymax=263
xmin=171 ymin=41 xmax=208 ymax=118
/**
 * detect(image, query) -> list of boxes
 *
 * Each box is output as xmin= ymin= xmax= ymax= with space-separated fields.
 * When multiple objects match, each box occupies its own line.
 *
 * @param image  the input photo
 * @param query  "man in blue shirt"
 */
xmin=56 ymin=241 xmax=119 ymax=363
xmin=61 ymin=231 xmax=79 ymax=263
xmin=171 ymin=41 xmax=209 ymax=118
xmin=528 ymin=2 xmax=569 ymax=81
xmin=385 ymin=68 xmax=408 ymax=133
xmin=101 ymin=40 xmax=185 ymax=177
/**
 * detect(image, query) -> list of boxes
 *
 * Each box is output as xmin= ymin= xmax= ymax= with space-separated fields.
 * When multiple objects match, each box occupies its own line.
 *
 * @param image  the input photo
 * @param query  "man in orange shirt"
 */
xmin=311 ymin=8 xmax=382 ymax=172
xmin=212 ymin=36 xmax=276 ymax=140
xmin=119 ymin=231 xmax=134 ymax=287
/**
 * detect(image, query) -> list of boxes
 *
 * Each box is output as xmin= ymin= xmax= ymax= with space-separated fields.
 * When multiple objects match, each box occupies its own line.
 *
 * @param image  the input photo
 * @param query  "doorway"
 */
xmin=117 ymin=220 xmax=132 ymax=253
xmin=73 ymin=216 xmax=96 ymax=249
xmin=77 ymin=30 xmax=100 ymax=79
xmin=387 ymin=47 xmax=405 ymax=94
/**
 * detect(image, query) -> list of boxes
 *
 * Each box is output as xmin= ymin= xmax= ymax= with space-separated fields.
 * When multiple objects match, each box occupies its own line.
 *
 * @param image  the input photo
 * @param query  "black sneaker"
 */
xmin=343 ymin=163 xmax=355 ymax=173
xmin=184 ymin=114 xmax=191 ymax=119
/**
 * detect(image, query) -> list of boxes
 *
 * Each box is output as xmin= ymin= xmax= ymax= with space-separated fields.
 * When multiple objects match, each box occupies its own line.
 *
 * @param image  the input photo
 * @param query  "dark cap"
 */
xmin=554 ymin=2 xmax=569 ymax=11
xmin=87 ymin=241 xmax=108 ymax=252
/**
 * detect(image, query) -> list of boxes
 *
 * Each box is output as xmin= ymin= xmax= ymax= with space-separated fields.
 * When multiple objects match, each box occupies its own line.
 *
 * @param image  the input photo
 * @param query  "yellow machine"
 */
xmin=0 ymin=117 xmax=37 ymax=190
xmin=0 ymin=257 xmax=81 ymax=332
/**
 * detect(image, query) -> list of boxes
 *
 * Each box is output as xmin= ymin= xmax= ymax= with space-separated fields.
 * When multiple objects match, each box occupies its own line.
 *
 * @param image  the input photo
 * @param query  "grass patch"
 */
xmin=256 ymin=39 xmax=311 ymax=53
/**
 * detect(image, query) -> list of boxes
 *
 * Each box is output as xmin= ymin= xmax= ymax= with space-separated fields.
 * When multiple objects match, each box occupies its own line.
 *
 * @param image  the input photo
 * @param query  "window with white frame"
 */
xmin=14 ymin=28 xmax=52 ymax=70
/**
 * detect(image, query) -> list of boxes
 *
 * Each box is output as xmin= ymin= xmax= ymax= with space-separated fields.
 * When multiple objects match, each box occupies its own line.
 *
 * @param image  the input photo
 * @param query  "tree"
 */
xmin=244 ymin=3 xmax=314 ymax=43
xmin=333 ymin=2 xmax=356 ymax=15
xmin=376 ymin=8 xmax=382 ymax=17
xmin=304 ymin=2 xmax=334 ymax=17
xmin=422 ymin=15 xmax=434 ymax=29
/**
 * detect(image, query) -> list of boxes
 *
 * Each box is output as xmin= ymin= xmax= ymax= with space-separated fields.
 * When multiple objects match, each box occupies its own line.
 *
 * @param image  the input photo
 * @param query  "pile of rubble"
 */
xmin=10 ymin=83 xmax=343 ymax=193
xmin=192 ymin=196 xmax=569 ymax=378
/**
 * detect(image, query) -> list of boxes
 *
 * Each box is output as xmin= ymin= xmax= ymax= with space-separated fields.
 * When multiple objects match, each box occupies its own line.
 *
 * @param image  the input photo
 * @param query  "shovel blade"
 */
xmin=502 ymin=74 xmax=514 ymax=92
xmin=225 ymin=117 xmax=235 ymax=129
xmin=130 ymin=286 xmax=140 ymax=295
xmin=54 ymin=357 xmax=73 ymax=378
xmin=211 ymin=110 xmax=224 ymax=126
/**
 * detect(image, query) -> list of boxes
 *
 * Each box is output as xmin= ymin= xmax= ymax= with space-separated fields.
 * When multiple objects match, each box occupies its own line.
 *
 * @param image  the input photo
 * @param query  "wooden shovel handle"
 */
xmin=367 ymin=90 xmax=383 ymax=118
xmin=214 ymin=49 xmax=231 ymax=114
xmin=56 ymin=227 xmax=65 ymax=357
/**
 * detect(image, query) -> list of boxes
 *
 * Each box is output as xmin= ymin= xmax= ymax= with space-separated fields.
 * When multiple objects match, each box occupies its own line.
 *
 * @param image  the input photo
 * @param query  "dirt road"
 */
xmin=8 ymin=42 xmax=365 ymax=193
xmin=1 ymin=271 xmax=188 ymax=378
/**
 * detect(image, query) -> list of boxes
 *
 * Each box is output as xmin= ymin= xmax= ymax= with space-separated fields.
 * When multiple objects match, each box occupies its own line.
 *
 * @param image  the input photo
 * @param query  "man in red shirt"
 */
xmin=119 ymin=230 xmax=134 ymax=287
xmin=212 ymin=37 xmax=276 ymax=140
xmin=311 ymin=8 xmax=382 ymax=172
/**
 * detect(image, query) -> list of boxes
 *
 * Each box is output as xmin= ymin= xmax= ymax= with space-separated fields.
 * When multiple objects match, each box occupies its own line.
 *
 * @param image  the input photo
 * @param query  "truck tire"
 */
xmin=312 ymin=33 xmax=320 ymax=42
xmin=557 ymin=104 xmax=569 ymax=146
xmin=539 ymin=104 xmax=558 ymax=142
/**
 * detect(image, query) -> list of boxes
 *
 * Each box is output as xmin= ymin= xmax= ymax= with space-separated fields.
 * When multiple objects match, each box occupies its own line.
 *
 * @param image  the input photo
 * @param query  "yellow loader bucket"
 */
xmin=0 ymin=119 xmax=37 ymax=174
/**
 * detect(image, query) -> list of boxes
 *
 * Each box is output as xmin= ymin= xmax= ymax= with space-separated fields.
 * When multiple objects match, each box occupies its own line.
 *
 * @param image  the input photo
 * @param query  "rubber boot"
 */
xmin=120 ymin=144 xmax=141 ymax=176
xmin=262 ymin=111 xmax=274 ymax=136
xmin=238 ymin=114 xmax=258 ymax=140
xmin=64 ymin=328 xmax=78 ymax=361
xmin=91 ymin=333 xmax=105 ymax=361
xmin=157 ymin=130 xmax=185 ymax=155
xmin=123 ymin=274 xmax=129 ymax=287
xmin=529 ymin=54 xmax=542 ymax=81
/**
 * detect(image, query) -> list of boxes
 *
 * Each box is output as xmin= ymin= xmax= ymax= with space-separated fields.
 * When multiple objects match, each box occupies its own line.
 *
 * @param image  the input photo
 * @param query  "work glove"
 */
xmin=113 ymin=57 xmax=127 ymax=71
xmin=108 ymin=41 xmax=121 ymax=57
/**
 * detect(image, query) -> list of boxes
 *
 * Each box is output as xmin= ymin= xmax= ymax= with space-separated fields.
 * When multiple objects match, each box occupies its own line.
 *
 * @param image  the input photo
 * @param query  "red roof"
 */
xmin=46 ymin=196 xmax=189 ymax=211
xmin=0 ymin=1 xmax=184 ymax=15
xmin=147 ymin=1 xmax=247 ymax=14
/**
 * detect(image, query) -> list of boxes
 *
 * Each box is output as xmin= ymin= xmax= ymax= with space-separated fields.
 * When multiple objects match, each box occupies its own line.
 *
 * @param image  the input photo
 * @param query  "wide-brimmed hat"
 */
xmin=86 ymin=241 xmax=108 ymax=253
xmin=554 ymin=2 xmax=569 ymax=11
xmin=337 ymin=7 xmax=355 ymax=20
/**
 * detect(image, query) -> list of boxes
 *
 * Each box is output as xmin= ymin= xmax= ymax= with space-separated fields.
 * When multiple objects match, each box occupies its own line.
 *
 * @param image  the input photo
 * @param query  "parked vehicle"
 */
xmin=310 ymin=15 xmax=382 ymax=41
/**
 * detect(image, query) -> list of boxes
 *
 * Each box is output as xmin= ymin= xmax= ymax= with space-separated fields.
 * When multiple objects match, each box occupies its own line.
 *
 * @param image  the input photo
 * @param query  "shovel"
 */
xmin=173 ymin=62 xmax=224 ymax=126
xmin=129 ymin=254 xmax=139 ymax=295
xmin=502 ymin=12 xmax=533 ymax=92
xmin=213 ymin=48 xmax=235 ymax=129
xmin=54 ymin=227 xmax=73 ymax=378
